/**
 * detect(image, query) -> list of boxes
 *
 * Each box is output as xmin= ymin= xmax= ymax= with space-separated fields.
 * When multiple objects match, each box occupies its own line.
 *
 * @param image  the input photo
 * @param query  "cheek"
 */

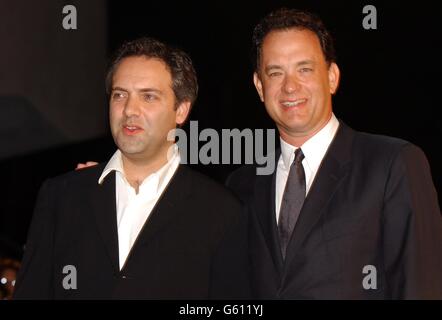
xmin=109 ymin=102 xmax=121 ymax=115
xmin=109 ymin=107 xmax=119 ymax=125
xmin=109 ymin=106 xmax=116 ymax=121
xmin=303 ymin=79 xmax=322 ymax=95
xmin=109 ymin=105 xmax=125 ymax=130
xmin=316 ymin=75 xmax=331 ymax=91
xmin=143 ymin=109 xmax=174 ymax=128
xmin=262 ymin=81 xmax=279 ymax=99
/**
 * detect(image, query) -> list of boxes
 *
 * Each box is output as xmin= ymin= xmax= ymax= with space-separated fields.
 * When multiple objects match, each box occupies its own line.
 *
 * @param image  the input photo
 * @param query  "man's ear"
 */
xmin=253 ymin=72 xmax=265 ymax=102
xmin=328 ymin=62 xmax=340 ymax=94
xmin=175 ymin=100 xmax=191 ymax=126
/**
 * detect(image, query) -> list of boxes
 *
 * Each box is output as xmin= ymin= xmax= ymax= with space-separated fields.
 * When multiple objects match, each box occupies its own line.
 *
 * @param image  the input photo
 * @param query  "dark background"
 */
xmin=0 ymin=0 xmax=441 ymax=257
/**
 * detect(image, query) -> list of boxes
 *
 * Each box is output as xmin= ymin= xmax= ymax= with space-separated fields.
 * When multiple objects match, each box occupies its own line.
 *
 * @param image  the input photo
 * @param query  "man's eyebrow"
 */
xmin=111 ymin=86 xmax=128 ymax=92
xmin=138 ymin=88 xmax=162 ymax=94
xmin=264 ymin=65 xmax=283 ymax=73
xmin=264 ymin=60 xmax=316 ymax=73
xmin=296 ymin=60 xmax=316 ymax=67
xmin=111 ymin=87 xmax=163 ymax=94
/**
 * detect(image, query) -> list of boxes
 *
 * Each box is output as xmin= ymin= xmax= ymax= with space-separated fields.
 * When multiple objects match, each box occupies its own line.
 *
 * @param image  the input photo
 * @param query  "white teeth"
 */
xmin=282 ymin=99 xmax=306 ymax=107
xmin=126 ymin=126 xmax=137 ymax=130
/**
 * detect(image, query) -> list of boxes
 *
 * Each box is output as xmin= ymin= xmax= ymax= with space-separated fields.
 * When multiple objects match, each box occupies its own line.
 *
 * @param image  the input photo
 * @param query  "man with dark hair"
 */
xmin=14 ymin=37 xmax=250 ymax=299
xmin=227 ymin=8 xmax=442 ymax=299
xmin=104 ymin=37 xmax=198 ymax=110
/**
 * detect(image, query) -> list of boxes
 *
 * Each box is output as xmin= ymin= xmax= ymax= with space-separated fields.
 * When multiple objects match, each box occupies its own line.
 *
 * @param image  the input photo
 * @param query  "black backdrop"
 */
xmin=0 ymin=0 xmax=440 ymax=253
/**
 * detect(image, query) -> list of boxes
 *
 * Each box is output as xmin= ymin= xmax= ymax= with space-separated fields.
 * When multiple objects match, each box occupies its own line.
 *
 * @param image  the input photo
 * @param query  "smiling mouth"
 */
xmin=281 ymin=99 xmax=307 ymax=108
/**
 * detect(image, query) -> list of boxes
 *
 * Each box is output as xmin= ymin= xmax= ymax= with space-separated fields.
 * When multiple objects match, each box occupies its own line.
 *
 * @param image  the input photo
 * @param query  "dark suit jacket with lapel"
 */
xmin=227 ymin=121 xmax=442 ymax=299
xmin=14 ymin=164 xmax=251 ymax=299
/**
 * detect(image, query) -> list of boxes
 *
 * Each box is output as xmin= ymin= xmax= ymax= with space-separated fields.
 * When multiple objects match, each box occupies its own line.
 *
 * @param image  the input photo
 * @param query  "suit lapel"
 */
xmin=131 ymin=165 xmax=191 ymax=250
xmin=91 ymin=171 xmax=120 ymax=272
xmin=252 ymin=150 xmax=284 ymax=276
xmin=283 ymin=122 xmax=354 ymax=267
xmin=91 ymin=165 xmax=191 ymax=274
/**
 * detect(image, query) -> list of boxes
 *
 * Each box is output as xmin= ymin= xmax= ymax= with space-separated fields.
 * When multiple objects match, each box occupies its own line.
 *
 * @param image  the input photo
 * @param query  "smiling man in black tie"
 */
xmin=227 ymin=8 xmax=442 ymax=299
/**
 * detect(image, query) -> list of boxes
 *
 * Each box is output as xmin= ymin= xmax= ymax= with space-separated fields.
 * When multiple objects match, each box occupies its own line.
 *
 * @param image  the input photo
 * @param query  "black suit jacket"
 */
xmin=227 ymin=122 xmax=442 ymax=299
xmin=14 ymin=164 xmax=250 ymax=299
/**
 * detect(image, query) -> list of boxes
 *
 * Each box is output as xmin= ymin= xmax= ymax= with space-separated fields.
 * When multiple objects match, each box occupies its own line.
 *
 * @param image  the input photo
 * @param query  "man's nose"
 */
xmin=282 ymin=75 xmax=301 ymax=94
xmin=123 ymin=96 xmax=141 ymax=117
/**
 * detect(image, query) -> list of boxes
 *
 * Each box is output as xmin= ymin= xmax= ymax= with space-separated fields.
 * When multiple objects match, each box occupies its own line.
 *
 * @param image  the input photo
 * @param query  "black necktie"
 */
xmin=278 ymin=148 xmax=306 ymax=260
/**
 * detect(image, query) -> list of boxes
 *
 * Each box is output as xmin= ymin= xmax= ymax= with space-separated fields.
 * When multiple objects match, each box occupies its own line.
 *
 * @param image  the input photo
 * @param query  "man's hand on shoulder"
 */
xmin=76 ymin=161 xmax=99 ymax=170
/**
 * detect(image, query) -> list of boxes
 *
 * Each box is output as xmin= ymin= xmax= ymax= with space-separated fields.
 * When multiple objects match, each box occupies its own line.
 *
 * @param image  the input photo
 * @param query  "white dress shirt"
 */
xmin=98 ymin=145 xmax=181 ymax=270
xmin=275 ymin=113 xmax=340 ymax=224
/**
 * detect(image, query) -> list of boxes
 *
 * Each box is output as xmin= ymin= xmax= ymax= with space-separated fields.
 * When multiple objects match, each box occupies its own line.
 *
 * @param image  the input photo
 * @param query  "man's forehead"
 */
xmin=263 ymin=28 xmax=320 ymax=43
xmin=260 ymin=29 xmax=324 ymax=65
xmin=113 ymin=56 xmax=172 ymax=84
xmin=115 ymin=56 xmax=170 ymax=76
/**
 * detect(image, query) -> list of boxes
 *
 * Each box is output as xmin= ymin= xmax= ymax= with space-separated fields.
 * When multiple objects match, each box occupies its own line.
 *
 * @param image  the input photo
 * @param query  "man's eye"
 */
xmin=269 ymin=72 xmax=282 ymax=77
xmin=144 ymin=94 xmax=157 ymax=101
xmin=112 ymin=92 xmax=125 ymax=100
xmin=299 ymin=67 xmax=313 ymax=73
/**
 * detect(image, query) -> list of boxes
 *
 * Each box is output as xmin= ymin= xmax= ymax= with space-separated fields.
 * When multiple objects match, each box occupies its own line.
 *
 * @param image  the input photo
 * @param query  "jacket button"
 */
xmin=121 ymin=275 xmax=127 ymax=279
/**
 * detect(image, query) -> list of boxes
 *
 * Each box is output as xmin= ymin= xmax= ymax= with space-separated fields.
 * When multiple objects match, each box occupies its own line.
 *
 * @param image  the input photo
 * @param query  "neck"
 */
xmin=279 ymin=113 xmax=332 ymax=147
xmin=121 ymin=145 xmax=172 ymax=191
xmin=279 ymin=132 xmax=312 ymax=148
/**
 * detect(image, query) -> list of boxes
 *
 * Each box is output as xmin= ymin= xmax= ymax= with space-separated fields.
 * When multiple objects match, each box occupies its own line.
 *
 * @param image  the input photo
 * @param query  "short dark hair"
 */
xmin=105 ymin=37 xmax=198 ymax=109
xmin=252 ymin=8 xmax=336 ymax=71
